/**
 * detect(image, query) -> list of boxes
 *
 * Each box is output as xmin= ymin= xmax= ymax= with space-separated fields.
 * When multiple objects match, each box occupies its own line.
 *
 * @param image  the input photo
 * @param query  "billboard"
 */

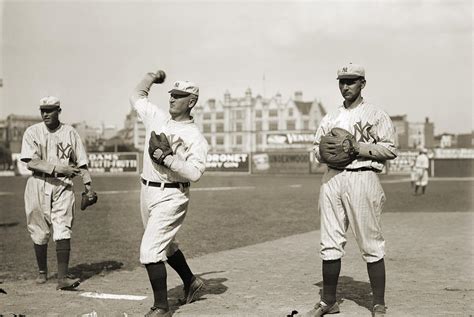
xmin=206 ymin=153 xmax=250 ymax=172
xmin=88 ymin=152 xmax=139 ymax=173
xmin=266 ymin=133 xmax=315 ymax=146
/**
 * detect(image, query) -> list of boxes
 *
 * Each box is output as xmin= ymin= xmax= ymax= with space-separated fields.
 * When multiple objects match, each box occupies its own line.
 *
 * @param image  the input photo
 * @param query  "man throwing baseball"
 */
xmin=305 ymin=64 xmax=397 ymax=316
xmin=20 ymin=96 xmax=96 ymax=290
xmin=129 ymin=71 xmax=208 ymax=317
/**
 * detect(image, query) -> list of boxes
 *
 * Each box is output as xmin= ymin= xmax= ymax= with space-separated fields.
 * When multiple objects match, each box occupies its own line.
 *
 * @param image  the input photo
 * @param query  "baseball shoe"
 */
xmin=303 ymin=301 xmax=340 ymax=316
xmin=372 ymin=304 xmax=387 ymax=316
xmin=144 ymin=306 xmax=171 ymax=317
xmin=183 ymin=276 xmax=204 ymax=304
xmin=56 ymin=277 xmax=80 ymax=290
xmin=35 ymin=271 xmax=47 ymax=284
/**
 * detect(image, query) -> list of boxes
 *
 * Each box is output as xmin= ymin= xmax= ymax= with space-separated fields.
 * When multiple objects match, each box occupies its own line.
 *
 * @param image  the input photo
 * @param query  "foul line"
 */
xmin=98 ymin=186 xmax=256 ymax=195
xmin=80 ymin=292 xmax=146 ymax=301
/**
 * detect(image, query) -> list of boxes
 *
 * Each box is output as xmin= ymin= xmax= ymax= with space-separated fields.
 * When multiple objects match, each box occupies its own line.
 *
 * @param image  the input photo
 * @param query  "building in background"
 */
xmin=456 ymin=132 xmax=473 ymax=148
xmin=391 ymin=115 xmax=434 ymax=150
xmin=122 ymin=110 xmax=145 ymax=151
xmin=3 ymin=114 xmax=42 ymax=152
xmin=72 ymin=121 xmax=118 ymax=152
xmin=193 ymin=89 xmax=326 ymax=153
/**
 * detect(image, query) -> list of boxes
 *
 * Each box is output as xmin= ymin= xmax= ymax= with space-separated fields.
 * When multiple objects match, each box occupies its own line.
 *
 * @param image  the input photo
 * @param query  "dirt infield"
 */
xmin=0 ymin=174 xmax=473 ymax=316
xmin=1 ymin=211 xmax=473 ymax=316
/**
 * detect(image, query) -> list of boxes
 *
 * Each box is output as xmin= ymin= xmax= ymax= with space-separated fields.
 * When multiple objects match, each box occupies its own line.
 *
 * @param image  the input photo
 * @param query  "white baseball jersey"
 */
xmin=132 ymin=97 xmax=208 ymax=264
xmin=20 ymin=123 xmax=88 ymax=244
xmin=313 ymin=100 xmax=397 ymax=263
xmin=414 ymin=154 xmax=429 ymax=186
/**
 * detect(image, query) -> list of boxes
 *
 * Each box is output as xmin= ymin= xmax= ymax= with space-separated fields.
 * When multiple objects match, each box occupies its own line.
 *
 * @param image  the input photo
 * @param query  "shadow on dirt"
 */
xmin=52 ymin=260 xmax=124 ymax=282
xmin=315 ymin=275 xmax=372 ymax=311
xmin=168 ymin=271 xmax=228 ymax=314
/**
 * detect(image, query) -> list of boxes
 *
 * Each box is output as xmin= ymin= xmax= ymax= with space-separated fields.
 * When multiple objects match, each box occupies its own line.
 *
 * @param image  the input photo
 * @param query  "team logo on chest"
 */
xmin=353 ymin=121 xmax=373 ymax=142
xmin=57 ymin=142 xmax=73 ymax=159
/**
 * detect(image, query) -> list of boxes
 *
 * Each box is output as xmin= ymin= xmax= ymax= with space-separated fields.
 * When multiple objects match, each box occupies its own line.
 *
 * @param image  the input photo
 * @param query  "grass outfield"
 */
xmin=0 ymin=173 xmax=472 ymax=281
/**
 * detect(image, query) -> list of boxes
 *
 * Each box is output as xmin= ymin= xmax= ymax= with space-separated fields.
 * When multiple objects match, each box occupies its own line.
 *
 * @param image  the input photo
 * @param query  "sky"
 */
xmin=0 ymin=0 xmax=472 ymax=134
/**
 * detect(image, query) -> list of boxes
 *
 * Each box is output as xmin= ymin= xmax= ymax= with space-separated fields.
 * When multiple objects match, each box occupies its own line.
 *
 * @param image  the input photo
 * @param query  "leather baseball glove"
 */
xmin=81 ymin=190 xmax=98 ymax=210
xmin=148 ymin=131 xmax=173 ymax=165
xmin=319 ymin=128 xmax=359 ymax=168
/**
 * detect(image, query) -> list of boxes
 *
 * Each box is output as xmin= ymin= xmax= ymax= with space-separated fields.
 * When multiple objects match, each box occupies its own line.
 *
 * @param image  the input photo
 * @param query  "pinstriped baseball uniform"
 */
xmin=20 ymin=123 xmax=88 ymax=244
xmin=313 ymin=100 xmax=397 ymax=263
xmin=132 ymin=97 xmax=208 ymax=264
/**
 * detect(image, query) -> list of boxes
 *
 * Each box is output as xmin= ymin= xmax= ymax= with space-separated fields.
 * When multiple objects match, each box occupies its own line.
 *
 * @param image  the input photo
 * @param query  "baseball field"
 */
xmin=1 ymin=173 xmax=473 ymax=316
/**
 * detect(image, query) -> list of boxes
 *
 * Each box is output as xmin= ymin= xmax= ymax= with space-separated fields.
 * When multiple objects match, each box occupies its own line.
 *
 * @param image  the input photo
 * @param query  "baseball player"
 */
xmin=305 ymin=64 xmax=397 ymax=317
xmin=413 ymin=148 xmax=429 ymax=195
xmin=20 ymin=96 xmax=95 ymax=290
xmin=129 ymin=71 xmax=208 ymax=317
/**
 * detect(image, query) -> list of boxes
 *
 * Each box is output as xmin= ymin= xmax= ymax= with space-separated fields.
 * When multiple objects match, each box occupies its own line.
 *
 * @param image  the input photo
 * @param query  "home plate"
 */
xmin=80 ymin=292 xmax=147 ymax=301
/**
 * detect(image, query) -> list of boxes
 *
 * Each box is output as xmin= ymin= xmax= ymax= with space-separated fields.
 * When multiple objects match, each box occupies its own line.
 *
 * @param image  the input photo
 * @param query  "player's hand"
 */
xmin=54 ymin=165 xmax=81 ymax=177
xmin=151 ymin=70 xmax=166 ymax=84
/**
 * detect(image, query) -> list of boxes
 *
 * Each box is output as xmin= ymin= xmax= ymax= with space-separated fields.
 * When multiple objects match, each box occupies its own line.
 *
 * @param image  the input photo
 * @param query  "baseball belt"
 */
xmin=329 ymin=166 xmax=376 ymax=172
xmin=33 ymin=171 xmax=68 ymax=178
xmin=141 ymin=178 xmax=190 ymax=188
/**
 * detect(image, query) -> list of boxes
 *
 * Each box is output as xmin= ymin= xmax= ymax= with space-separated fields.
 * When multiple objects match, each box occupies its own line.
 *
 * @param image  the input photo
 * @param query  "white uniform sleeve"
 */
xmin=72 ymin=129 xmax=89 ymax=167
xmin=312 ymin=115 xmax=331 ymax=163
xmin=20 ymin=128 xmax=37 ymax=162
xmin=358 ymin=111 xmax=398 ymax=160
xmin=163 ymin=136 xmax=208 ymax=182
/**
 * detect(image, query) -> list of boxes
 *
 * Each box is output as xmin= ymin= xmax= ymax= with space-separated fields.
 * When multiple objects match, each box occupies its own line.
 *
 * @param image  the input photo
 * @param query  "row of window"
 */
xmin=202 ymin=108 xmax=295 ymax=120
xmin=202 ymin=120 xmax=309 ymax=132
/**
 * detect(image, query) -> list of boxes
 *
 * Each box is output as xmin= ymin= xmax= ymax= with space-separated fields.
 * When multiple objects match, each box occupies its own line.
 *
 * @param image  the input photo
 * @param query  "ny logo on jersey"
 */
xmin=168 ymin=134 xmax=189 ymax=154
xmin=353 ymin=121 xmax=374 ymax=143
xmin=57 ymin=142 xmax=72 ymax=159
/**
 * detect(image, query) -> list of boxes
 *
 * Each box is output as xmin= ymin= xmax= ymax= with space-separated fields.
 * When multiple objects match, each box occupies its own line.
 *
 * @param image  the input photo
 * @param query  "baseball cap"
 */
xmin=168 ymin=80 xmax=199 ymax=96
xmin=39 ymin=96 xmax=61 ymax=110
xmin=337 ymin=63 xmax=365 ymax=79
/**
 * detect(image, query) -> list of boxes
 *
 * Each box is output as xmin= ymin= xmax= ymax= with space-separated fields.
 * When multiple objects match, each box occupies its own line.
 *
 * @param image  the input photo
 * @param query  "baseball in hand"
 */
xmin=153 ymin=148 xmax=164 ymax=160
xmin=154 ymin=70 xmax=166 ymax=84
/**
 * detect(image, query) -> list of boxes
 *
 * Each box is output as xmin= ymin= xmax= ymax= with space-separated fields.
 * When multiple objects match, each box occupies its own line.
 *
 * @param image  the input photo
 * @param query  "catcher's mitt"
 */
xmin=148 ymin=131 xmax=173 ymax=165
xmin=319 ymin=128 xmax=358 ymax=168
xmin=81 ymin=190 xmax=98 ymax=210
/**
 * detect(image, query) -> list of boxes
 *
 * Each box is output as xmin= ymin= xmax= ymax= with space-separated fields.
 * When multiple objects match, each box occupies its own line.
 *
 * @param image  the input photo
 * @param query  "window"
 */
xmin=269 ymin=109 xmax=278 ymax=117
xmin=256 ymin=135 xmax=262 ymax=144
xmin=288 ymin=108 xmax=293 ymax=117
xmin=255 ymin=110 xmax=262 ymax=118
xmin=216 ymin=136 xmax=224 ymax=145
xmin=235 ymin=122 xmax=242 ymax=132
xmin=303 ymin=120 xmax=309 ymax=130
xmin=203 ymin=113 xmax=211 ymax=120
xmin=216 ymin=112 xmax=224 ymax=120
xmin=205 ymin=136 xmax=212 ymax=145
xmin=269 ymin=121 xmax=279 ymax=131
xmin=256 ymin=121 xmax=262 ymax=131
xmin=234 ymin=110 xmax=243 ymax=119
xmin=287 ymin=120 xmax=295 ymax=130
xmin=216 ymin=123 xmax=224 ymax=132
xmin=236 ymin=135 xmax=242 ymax=145
xmin=203 ymin=124 xmax=211 ymax=133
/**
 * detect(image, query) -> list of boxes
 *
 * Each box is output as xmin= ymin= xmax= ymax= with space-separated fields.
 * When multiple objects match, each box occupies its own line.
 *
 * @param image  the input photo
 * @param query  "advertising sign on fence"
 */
xmin=206 ymin=153 xmax=250 ymax=172
xmin=88 ymin=152 xmax=139 ymax=173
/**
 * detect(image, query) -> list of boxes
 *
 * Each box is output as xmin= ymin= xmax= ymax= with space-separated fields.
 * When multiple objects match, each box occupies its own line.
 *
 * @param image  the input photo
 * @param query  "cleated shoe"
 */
xmin=35 ymin=271 xmax=47 ymax=284
xmin=56 ymin=277 xmax=81 ymax=290
xmin=372 ymin=304 xmax=387 ymax=316
xmin=184 ymin=276 xmax=204 ymax=304
xmin=303 ymin=301 xmax=340 ymax=316
xmin=144 ymin=306 xmax=171 ymax=317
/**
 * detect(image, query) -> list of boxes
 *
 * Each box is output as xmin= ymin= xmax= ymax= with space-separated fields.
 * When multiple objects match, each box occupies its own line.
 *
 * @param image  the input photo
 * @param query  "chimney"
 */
xmin=224 ymin=91 xmax=231 ymax=105
xmin=208 ymin=98 xmax=216 ymax=109
xmin=294 ymin=91 xmax=303 ymax=102
xmin=245 ymin=88 xmax=252 ymax=103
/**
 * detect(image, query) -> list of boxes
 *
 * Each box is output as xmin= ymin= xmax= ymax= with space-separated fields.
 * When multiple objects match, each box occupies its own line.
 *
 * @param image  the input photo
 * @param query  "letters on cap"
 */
xmin=337 ymin=63 xmax=365 ymax=80
xmin=39 ymin=96 xmax=61 ymax=109
xmin=168 ymin=80 xmax=199 ymax=96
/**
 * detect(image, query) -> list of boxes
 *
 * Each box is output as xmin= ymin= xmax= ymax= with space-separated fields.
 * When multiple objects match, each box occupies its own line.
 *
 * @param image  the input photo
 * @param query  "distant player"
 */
xmin=413 ymin=148 xmax=429 ymax=195
xmin=305 ymin=64 xmax=397 ymax=316
xmin=20 ymin=96 xmax=95 ymax=290
xmin=129 ymin=71 xmax=208 ymax=317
